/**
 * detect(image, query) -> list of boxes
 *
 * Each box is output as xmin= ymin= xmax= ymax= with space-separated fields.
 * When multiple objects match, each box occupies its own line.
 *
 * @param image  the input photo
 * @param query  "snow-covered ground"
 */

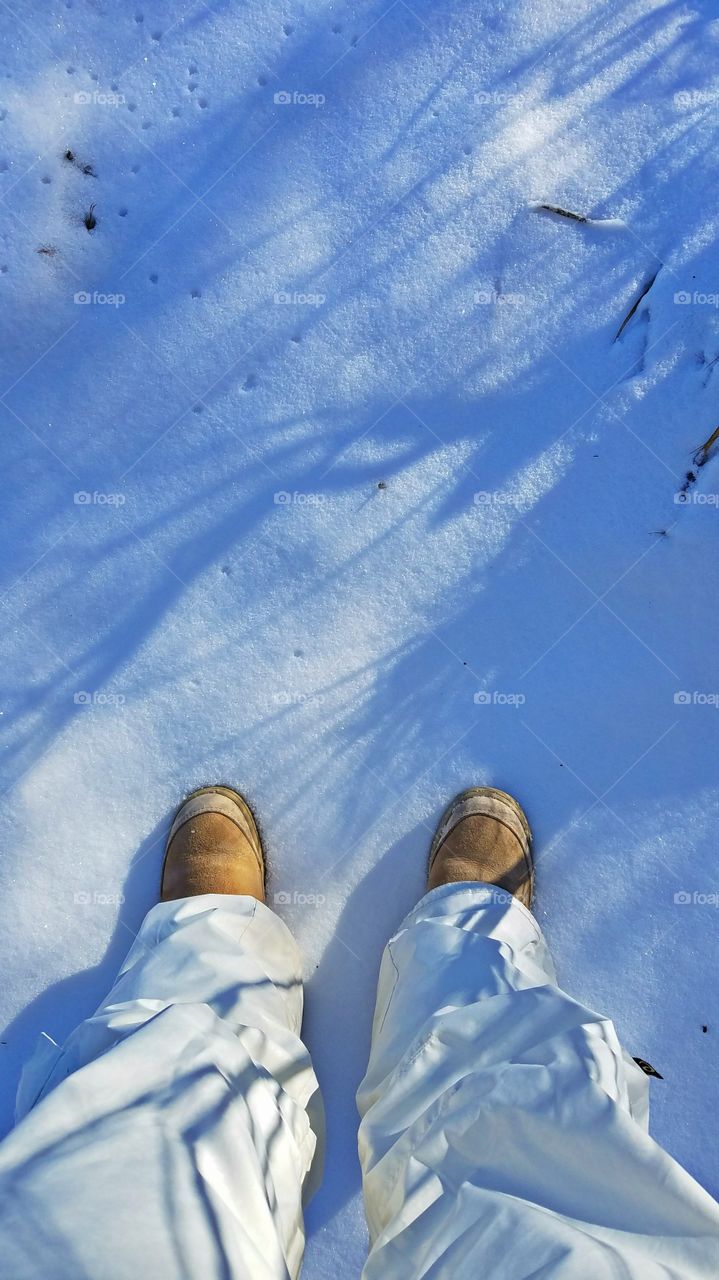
xmin=1 ymin=0 xmax=718 ymax=1271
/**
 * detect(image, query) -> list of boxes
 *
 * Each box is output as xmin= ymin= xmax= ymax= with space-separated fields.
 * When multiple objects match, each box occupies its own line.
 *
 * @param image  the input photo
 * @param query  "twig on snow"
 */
xmin=531 ymin=203 xmax=627 ymax=232
xmin=614 ymin=270 xmax=660 ymax=342
xmin=693 ymin=424 xmax=719 ymax=468
xmin=534 ymin=203 xmax=588 ymax=223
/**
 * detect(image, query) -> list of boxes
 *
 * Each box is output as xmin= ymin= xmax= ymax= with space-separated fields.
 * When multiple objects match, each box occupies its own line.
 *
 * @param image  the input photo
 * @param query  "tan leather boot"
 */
xmin=427 ymin=787 xmax=534 ymax=907
xmin=161 ymin=786 xmax=265 ymax=903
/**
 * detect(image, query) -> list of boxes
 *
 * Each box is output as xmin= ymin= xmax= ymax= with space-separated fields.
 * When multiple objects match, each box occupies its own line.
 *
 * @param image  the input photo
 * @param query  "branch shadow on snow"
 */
xmin=0 ymin=0 xmax=718 ymax=1235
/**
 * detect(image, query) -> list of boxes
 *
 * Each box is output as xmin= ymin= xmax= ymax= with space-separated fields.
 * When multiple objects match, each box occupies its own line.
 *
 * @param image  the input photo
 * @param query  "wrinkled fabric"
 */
xmin=0 ymin=894 xmax=323 ymax=1280
xmin=1 ymin=886 xmax=718 ymax=1280
xmin=357 ymin=882 xmax=719 ymax=1278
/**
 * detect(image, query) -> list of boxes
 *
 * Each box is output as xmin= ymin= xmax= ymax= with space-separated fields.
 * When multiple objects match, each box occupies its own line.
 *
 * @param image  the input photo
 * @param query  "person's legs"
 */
xmin=358 ymin=788 xmax=719 ymax=1278
xmin=0 ymin=787 xmax=323 ymax=1280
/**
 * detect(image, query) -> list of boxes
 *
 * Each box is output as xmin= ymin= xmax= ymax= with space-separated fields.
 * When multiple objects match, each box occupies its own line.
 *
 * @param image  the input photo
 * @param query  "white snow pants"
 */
xmin=0 ymin=885 xmax=718 ymax=1279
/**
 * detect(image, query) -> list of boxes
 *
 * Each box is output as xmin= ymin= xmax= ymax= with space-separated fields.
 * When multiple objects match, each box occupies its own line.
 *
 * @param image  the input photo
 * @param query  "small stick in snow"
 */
xmin=84 ymin=203 xmax=97 ymax=232
xmin=693 ymin=424 xmax=719 ymax=468
xmin=614 ymin=271 xmax=659 ymax=342
xmin=535 ymin=203 xmax=588 ymax=223
xmin=532 ymin=203 xmax=627 ymax=232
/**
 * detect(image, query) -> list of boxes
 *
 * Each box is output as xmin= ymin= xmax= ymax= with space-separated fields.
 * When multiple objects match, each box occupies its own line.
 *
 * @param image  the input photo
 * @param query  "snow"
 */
xmin=1 ymin=0 xmax=718 ymax=1269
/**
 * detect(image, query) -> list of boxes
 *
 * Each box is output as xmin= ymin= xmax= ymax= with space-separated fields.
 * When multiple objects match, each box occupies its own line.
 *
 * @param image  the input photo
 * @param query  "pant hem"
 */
xmin=401 ymin=880 xmax=544 ymax=943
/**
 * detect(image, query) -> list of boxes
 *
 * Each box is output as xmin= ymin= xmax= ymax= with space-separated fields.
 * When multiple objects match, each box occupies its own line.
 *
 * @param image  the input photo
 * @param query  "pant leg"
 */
xmin=357 ymin=882 xmax=719 ymax=1278
xmin=0 ymin=894 xmax=323 ymax=1280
